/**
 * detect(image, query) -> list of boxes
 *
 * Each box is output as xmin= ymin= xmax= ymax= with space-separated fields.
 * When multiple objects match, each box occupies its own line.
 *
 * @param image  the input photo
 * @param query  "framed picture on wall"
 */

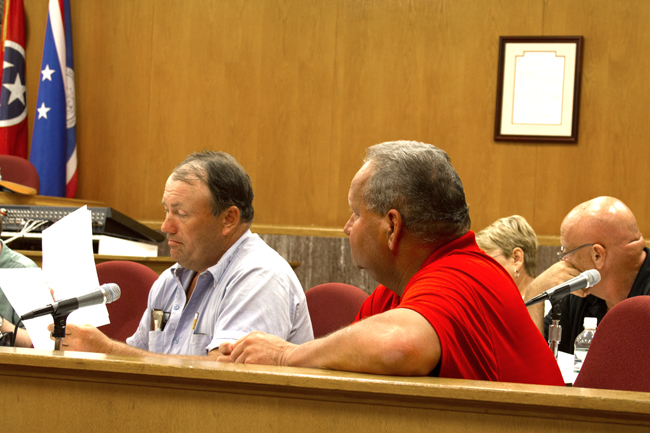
xmin=494 ymin=36 xmax=584 ymax=143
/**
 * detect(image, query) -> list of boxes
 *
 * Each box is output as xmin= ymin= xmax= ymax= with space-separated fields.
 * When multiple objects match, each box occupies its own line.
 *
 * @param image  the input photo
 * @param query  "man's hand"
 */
xmin=47 ymin=323 xmax=114 ymax=354
xmin=217 ymin=342 xmax=234 ymax=361
xmin=216 ymin=331 xmax=296 ymax=366
xmin=527 ymin=261 xmax=582 ymax=298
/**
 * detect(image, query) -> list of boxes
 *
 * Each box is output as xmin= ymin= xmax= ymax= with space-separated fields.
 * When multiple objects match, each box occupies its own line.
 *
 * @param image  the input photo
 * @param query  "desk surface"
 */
xmin=1 ymin=347 xmax=650 ymax=432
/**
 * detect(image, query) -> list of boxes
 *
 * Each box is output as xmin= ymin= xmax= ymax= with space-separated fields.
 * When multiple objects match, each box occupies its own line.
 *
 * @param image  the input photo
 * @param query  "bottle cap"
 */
xmin=584 ymin=317 xmax=597 ymax=328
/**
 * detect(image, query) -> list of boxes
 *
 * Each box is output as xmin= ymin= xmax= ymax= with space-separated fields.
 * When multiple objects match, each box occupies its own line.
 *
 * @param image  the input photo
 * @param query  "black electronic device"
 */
xmin=0 ymin=205 xmax=164 ymax=244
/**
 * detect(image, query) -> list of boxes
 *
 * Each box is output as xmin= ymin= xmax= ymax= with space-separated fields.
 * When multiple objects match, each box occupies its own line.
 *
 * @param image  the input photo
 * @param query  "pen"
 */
xmin=192 ymin=312 xmax=199 ymax=333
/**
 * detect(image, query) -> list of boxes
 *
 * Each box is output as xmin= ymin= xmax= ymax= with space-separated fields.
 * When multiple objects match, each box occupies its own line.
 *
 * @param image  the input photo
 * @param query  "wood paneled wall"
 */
xmin=21 ymin=0 xmax=650 ymax=237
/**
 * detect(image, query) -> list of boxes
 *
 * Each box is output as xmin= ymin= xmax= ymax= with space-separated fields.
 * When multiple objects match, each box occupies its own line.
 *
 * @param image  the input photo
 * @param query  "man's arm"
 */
xmin=203 ymin=268 xmax=312 ymax=350
xmin=525 ymin=261 xmax=580 ymax=333
xmin=0 ymin=317 xmax=32 ymax=347
xmin=48 ymin=323 xmax=221 ymax=361
xmin=218 ymin=308 xmax=441 ymax=376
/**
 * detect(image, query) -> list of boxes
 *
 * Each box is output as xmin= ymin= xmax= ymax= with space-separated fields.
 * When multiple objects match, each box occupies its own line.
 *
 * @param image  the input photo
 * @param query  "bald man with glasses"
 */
xmin=526 ymin=196 xmax=649 ymax=353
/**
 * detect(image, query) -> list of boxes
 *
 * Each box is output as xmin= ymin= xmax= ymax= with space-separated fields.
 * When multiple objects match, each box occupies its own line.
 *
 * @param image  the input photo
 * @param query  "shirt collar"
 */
xmin=171 ymin=229 xmax=253 ymax=284
xmin=420 ymin=231 xmax=479 ymax=269
xmin=629 ymin=246 xmax=650 ymax=297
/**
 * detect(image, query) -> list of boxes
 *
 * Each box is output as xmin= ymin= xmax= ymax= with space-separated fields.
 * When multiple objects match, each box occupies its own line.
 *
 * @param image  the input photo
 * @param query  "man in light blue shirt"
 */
xmin=53 ymin=151 xmax=313 ymax=359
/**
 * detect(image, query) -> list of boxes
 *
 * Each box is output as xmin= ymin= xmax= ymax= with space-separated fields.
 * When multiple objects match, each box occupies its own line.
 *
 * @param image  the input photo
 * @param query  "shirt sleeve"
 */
xmin=395 ymin=264 xmax=499 ymax=380
xmin=206 ymin=263 xmax=308 ymax=351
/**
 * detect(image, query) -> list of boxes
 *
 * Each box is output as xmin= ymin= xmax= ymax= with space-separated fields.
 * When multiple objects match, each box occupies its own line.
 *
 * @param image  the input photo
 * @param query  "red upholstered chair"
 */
xmin=305 ymin=283 xmax=369 ymax=339
xmin=96 ymin=261 xmax=159 ymax=342
xmin=0 ymin=154 xmax=40 ymax=191
xmin=573 ymin=296 xmax=650 ymax=392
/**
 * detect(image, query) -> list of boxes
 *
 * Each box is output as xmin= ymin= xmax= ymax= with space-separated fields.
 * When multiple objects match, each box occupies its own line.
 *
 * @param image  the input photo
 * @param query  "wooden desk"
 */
xmin=1 ymin=348 xmax=649 ymax=432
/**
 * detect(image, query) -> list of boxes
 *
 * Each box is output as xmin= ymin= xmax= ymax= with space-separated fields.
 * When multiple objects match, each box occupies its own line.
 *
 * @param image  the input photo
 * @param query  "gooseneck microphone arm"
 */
xmin=525 ymin=269 xmax=601 ymax=307
xmin=21 ymin=283 xmax=121 ymax=351
xmin=21 ymin=284 xmax=121 ymax=321
xmin=524 ymin=269 xmax=600 ymax=358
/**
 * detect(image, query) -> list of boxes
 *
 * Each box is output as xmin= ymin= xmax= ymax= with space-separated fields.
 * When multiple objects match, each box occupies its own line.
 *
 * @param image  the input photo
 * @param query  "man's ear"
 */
xmin=221 ymin=206 xmax=241 ymax=234
xmin=591 ymin=244 xmax=606 ymax=270
xmin=386 ymin=209 xmax=403 ymax=252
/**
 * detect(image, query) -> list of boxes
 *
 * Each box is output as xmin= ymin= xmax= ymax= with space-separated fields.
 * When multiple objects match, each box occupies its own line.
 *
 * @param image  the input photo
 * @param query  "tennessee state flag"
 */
xmin=0 ymin=0 xmax=28 ymax=158
xmin=30 ymin=0 xmax=77 ymax=197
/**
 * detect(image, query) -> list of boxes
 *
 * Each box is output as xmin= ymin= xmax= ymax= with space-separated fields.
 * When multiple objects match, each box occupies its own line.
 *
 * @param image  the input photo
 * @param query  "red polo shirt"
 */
xmin=355 ymin=231 xmax=564 ymax=385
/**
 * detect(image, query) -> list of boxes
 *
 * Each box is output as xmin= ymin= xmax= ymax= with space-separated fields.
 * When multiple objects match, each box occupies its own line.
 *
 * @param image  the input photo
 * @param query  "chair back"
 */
xmin=96 ymin=261 xmax=159 ymax=342
xmin=573 ymin=295 xmax=650 ymax=392
xmin=306 ymin=283 xmax=368 ymax=339
xmin=0 ymin=154 xmax=40 ymax=191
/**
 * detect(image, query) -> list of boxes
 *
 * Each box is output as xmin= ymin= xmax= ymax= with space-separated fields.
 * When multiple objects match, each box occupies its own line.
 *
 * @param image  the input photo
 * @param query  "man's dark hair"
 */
xmin=172 ymin=151 xmax=254 ymax=223
xmin=363 ymin=141 xmax=470 ymax=246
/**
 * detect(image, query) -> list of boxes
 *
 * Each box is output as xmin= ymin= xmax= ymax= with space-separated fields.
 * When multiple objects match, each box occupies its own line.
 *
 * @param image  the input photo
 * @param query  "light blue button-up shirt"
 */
xmin=126 ymin=230 xmax=313 ymax=355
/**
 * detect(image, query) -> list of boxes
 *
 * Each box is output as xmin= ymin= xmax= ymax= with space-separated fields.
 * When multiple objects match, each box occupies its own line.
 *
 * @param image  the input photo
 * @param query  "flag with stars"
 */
xmin=30 ymin=0 xmax=77 ymax=197
xmin=0 ymin=0 xmax=28 ymax=158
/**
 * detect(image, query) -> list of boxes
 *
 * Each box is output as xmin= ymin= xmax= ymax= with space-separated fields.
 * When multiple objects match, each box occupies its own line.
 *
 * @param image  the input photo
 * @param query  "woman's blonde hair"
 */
xmin=476 ymin=215 xmax=538 ymax=277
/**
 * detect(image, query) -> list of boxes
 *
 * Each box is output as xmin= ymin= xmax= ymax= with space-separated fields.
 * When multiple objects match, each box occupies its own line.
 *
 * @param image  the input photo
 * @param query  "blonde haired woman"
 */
xmin=476 ymin=215 xmax=537 ymax=299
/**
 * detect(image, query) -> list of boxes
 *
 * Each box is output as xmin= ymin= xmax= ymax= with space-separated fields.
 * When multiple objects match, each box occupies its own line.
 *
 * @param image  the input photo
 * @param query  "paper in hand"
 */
xmin=41 ymin=206 xmax=110 ymax=327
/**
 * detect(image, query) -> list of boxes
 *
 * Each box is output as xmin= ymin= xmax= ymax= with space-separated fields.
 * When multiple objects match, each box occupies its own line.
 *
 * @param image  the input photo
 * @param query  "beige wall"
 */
xmin=22 ymin=0 xmax=650 ymax=237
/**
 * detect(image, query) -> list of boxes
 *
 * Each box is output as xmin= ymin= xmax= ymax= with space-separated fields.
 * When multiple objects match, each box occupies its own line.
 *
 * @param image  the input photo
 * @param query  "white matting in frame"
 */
xmin=495 ymin=37 xmax=583 ymax=143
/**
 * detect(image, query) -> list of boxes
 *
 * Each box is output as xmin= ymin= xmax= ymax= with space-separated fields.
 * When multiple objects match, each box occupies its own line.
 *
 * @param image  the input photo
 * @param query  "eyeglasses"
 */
xmin=557 ymin=243 xmax=595 ymax=261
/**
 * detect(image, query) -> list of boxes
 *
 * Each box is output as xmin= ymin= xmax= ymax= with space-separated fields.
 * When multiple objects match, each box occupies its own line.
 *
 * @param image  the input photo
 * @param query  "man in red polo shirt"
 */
xmin=218 ymin=141 xmax=563 ymax=385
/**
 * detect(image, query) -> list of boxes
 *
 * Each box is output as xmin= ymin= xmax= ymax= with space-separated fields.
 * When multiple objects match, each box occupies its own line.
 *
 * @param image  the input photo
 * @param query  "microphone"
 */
xmin=21 ymin=283 xmax=121 ymax=321
xmin=525 ymin=269 xmax=600 ymax=307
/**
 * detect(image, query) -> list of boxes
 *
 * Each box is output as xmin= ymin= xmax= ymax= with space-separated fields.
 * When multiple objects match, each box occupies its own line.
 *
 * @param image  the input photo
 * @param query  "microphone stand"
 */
xmin=51 ymin=312 xmax=70 ymax=351
xmin=547 ymin=301 xmax=562 ymax=359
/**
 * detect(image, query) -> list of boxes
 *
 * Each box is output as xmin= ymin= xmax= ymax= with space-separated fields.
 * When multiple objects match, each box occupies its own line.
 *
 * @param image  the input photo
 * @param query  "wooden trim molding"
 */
xmin=140 ymin=220 xmax=349 ymax=238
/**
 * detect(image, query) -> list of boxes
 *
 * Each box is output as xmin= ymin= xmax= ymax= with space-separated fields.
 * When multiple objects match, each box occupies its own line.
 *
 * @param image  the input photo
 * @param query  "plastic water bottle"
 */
xmin=573 ymin=317 xmax=598 ymax=374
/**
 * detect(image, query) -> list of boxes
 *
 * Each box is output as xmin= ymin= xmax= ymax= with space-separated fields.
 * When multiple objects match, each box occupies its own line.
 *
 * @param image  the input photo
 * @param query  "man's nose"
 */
xmin=343 ymin=216 xmax=353 ymax=236
xmin=161 ymin=215 xmax=175 ymax=234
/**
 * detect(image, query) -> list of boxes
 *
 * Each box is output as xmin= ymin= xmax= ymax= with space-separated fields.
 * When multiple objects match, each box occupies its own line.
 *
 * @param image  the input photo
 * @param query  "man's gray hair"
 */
xmin=363 ymin=141 xmax=470 ymax=245
xmin=172 ymin=151 xmax=254 ymax=223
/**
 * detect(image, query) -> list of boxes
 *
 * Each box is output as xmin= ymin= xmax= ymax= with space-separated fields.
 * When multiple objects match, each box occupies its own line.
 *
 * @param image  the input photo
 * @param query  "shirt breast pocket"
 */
xmin=188 ymin=333 xmax=212 ymax=356
xmin=148 ymin=330 xmax=165 ymax=354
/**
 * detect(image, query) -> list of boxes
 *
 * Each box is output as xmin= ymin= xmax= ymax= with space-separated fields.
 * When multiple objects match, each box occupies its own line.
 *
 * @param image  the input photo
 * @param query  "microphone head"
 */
xmin=100 ymin=283 xmax=121 ymax=304
xmin=584 ymin=269 xmax=601 ymax=287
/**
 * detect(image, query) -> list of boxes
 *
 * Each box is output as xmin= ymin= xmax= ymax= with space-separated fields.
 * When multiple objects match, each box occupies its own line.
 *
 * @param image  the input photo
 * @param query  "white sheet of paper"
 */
xmin=0 ymin=268 xmax=55 ymax=349
xmin=557 ymin=351 xmax=577 ymax=385
xmin=41 ymin=206 xmax=110 ymax=327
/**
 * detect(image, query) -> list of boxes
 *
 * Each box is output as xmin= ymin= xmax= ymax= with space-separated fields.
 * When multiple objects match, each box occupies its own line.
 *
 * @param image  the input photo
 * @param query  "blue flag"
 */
xmin=29 ymin=0 xmax=77 ymax=197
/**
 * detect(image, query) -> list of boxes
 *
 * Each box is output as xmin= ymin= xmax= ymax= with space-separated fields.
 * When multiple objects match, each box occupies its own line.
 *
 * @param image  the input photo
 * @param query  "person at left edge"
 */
xmin=0 ymin=224 xmax=39 ymax=347
xmin=49 ymin=151 xmax=313 ymax=359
